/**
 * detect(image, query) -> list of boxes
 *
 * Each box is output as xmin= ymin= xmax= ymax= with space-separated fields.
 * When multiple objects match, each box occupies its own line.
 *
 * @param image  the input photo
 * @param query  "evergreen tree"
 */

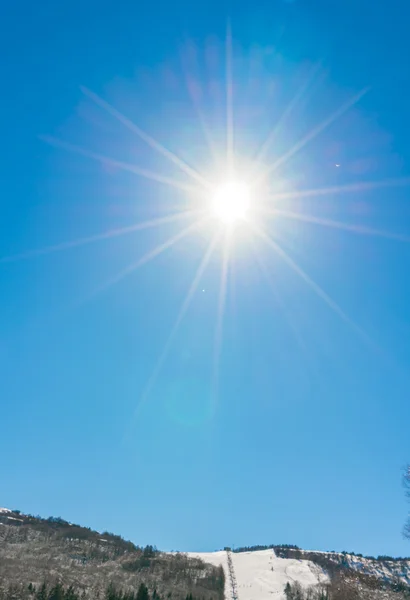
xmin=105 ymin=584 xmax=118 ymax=600
xmin=49 ymin=584 xmax=64 ymax=600
xmin=64 ymin=586 xmax=79 ymax=600
xmin=136 ymin=584 xmax=149 ymax=600
xmin=284 ymin=583 xmax=293 ymax=600
xmin=36 ymin=583 xmax=48 ymax=600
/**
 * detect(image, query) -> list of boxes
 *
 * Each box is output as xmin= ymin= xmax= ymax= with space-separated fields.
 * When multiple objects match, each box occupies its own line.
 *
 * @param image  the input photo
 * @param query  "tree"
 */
xmin=36 ymin=584 xmax=48 ymax=600
xmin=106 ymin=584 xmax=118 ymax=600
xmin=136 ymin=585 xmax=149 ymax=600
xmin=284 ymin=583 xmax=293 ymax=600
xmin=404 ymin=465 xmax=410 ymax=539
xmin=64 ymin=587 xmax=79 ymax=600
xmin=48 ymin=584 xmax=64 ymax=600
xmin=292 ymin=582 xmax=304 ymax=600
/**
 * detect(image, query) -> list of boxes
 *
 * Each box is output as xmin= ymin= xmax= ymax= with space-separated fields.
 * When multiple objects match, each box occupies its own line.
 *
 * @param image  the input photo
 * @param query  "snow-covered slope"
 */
xmin=189 ymin=548 xmax=410 ymax=600
xmin=188 ymin=550 xmax=327 ymax=600
xmin=346 ymin=554 xmax=410 ymax=584
xmin=277 ymin=548 xmax=410 ymax=587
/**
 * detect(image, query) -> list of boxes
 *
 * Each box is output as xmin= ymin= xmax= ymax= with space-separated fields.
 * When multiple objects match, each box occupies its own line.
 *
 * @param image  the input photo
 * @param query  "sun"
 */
xmin=211 ymin=180 xmax=251 ymax=224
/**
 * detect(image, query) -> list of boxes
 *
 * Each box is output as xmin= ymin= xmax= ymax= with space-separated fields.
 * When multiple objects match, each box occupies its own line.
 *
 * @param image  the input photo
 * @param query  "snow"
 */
xmin=341 ymin=554 xmax=410 ymax=584
xmin=299 ymin=550 xmax=410 ymax=585
xmin=0 ymin=508 xmax=12 ymax=514
xmin=188 ymin=549 xmax=327 ymax=600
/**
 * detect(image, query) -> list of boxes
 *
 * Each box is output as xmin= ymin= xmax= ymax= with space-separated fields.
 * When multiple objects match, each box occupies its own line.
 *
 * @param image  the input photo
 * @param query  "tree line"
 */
xmin=230 ymin=544 xmax=300 ymax=554
xmin=0 ymin=581 xmax=209 ymax=600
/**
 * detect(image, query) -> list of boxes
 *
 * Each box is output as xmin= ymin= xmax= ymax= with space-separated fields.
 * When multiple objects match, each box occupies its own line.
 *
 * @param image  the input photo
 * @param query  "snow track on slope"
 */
xmin=188 ymin=549 xmax=328 ymax=600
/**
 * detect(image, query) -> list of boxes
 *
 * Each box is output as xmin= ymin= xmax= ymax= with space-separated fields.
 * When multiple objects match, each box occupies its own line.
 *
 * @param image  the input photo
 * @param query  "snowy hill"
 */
xmin=277 ymin=548 xmax=410 ymax=588
xmin=188 ymin=550 xmax=327 ymax=600
xmin=1 ymin=505 xmax=409 ymax=600
xmin=189 ymin=548 xmax=410 ymax=600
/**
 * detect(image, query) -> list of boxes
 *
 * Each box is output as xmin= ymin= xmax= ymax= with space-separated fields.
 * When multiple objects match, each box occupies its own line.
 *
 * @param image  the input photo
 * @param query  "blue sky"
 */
xmin=1 ymin=0 xmax=410 ymax=557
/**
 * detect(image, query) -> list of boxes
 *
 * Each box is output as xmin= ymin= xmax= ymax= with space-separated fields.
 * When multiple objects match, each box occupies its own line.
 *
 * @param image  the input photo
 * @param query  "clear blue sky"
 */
xmin=1 ymin=0 xmax=410 ymax=558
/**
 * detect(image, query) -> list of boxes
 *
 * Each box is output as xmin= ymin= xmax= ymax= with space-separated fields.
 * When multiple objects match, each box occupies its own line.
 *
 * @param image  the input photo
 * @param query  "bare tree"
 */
xmin=404 ymin=465 xmax=410 ymax=540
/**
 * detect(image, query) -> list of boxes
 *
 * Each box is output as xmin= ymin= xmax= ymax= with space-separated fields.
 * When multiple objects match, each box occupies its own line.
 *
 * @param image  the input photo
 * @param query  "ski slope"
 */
xmin=188 ymin=549 xmax=327 ymax=600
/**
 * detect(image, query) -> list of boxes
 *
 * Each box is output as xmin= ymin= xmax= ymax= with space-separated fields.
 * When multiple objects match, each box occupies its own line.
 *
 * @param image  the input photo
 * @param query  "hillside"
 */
xmin=226 ymin=544 xmax=410 ymax=588
xmin=274 ymin=547 xmax=410 ymax=588
xmin=188 ymin=550 xmax=326 ymax=600
xmin=0 ymin=509 xmax=224 ymax=600
xmin=189 ymin=547 xmax=410 ymax=600
xmin=1 ymin=507 xmax=410 ymax=600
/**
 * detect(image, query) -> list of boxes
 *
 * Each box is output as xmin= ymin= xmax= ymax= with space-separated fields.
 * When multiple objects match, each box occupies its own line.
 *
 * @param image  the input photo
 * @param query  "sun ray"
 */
xmin=251 ymin=239 xmax=329 ymax=391
xmin=123 ymin=231 xmax=221 ymax=442
xmin=87 ymin=216 xmax=209 ymax=300
xmin=253 ymin=87 xmax=369 ymax=185
xmin=251 ymin=62 xmax=322 ymax=171
xmin=81 ymin=87 xmax=212 ymax=190
xmin=252 ymin=242 xmax=309 ymax=357
xmin=251 ymin=222 xmax=371 ymax=344
xmin=0 ymin=212 xmax=201 ymax=264
xmin=179 ymin=45 xmax=219 ymax=166
xmin=212 ymin=229 xmax=231 ymax=410
xmin=184 ymin=80 xmax=219 ymax=166
xmin=268 ymin=176 xmax=410 ymax=203
xmin=226 ymin=20 xmax=234 ymax=175
xmin=263 ymin=207 xmax=410 ymax=243
xmin=41 ymin=135 xmax=204 ymax=195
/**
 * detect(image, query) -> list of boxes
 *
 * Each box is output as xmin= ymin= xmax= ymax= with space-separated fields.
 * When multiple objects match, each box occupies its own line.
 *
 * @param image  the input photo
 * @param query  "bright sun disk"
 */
xmin=211 ymin=180 xmax=251 ymax=224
